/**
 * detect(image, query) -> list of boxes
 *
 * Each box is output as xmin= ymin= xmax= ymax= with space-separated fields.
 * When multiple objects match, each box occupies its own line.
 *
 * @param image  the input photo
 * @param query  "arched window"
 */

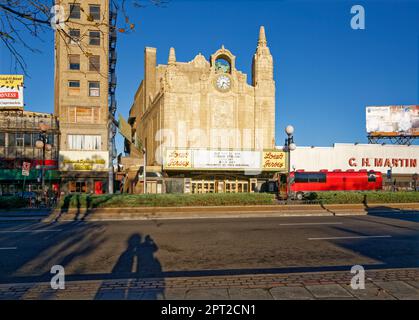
xmin=215 ymin=57 xmax=231 ymax=74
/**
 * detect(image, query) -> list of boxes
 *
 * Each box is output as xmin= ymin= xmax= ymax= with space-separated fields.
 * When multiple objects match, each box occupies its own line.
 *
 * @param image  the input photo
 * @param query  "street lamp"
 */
xmin=35 ymin=122 xmax=52 ymax=205
xmin=285 ymin=125 xmax=296 ymax=202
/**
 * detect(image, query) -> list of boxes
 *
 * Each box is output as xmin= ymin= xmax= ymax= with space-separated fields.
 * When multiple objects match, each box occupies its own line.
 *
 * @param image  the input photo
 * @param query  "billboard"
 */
xmin=366 ymin=105 xmax=419 ymax=136
xmin=164 ymin=148 xmax=287 ymax=171
xmin=0 ymin=75 xmax=24 ymax=109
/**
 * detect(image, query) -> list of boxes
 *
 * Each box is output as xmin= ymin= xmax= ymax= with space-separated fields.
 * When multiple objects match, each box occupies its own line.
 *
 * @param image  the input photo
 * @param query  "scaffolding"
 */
xmin=367 ymin=135 xmax=418 ymax=146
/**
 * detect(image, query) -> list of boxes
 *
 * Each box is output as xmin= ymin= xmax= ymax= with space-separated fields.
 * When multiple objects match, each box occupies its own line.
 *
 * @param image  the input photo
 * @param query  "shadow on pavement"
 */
xmin=94 ymin=233 xmax=165 ymax=300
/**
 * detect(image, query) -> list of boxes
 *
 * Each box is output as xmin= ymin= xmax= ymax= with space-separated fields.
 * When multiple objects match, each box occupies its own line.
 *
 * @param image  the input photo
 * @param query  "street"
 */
xmin=0 ymin=210 xmax=418 ymax=299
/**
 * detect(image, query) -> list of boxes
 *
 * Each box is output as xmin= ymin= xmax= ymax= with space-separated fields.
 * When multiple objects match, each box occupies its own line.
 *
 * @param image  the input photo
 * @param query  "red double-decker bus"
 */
xmin=278 ymin=170 xmax=383 ymax=200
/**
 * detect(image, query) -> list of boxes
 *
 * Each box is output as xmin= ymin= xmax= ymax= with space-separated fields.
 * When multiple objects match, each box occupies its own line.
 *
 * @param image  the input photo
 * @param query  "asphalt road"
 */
xmin=0 ymin=211 xmax=418 ymax=284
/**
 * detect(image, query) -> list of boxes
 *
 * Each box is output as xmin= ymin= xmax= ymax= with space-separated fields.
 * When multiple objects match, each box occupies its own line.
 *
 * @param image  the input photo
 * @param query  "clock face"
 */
xmin=216 ymin=75 xmax=231 ymax=91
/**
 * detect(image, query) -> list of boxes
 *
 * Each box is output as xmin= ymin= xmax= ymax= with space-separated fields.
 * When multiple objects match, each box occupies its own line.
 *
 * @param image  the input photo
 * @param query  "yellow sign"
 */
xmin=165 ymin=149 xmax=192 ymax=169
xmin=262 ymin=151 xmax=287 ymax=171
xmin=0 ymin=75 xmax=24 ymax=109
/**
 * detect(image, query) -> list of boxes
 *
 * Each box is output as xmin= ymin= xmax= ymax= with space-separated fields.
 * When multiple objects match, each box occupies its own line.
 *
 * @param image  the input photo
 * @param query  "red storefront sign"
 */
xmin=348 ymin=157 xmax=417 ymax=168
xmin=0 ymin=92 xmax=19 ymax=99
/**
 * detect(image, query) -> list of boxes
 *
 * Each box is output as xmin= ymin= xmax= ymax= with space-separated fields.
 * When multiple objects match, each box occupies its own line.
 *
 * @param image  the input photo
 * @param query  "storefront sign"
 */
xmin=193 ymin=150 xmax=261 ymax=170
xmin=59 ymin=151 xmax=109 ymax=171
xmin=348 ymin=157 xmax=417 ymax=168
xmin=262 ymin=151 xmax=286 ymax=170
xmin=164 ymin=149 xmax=287 ymax=172
xmin=0 ymin=75 xmax=24 ymax=109
xmin=165 ymin=150 xmax=192 ymax=169
xmin=291 ymin=144 xmax=419 ymax=175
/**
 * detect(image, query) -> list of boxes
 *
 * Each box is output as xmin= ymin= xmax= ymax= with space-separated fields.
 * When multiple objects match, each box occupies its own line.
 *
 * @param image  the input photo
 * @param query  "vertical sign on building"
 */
xmin=22 ymin=162 xmax=31 ymax=177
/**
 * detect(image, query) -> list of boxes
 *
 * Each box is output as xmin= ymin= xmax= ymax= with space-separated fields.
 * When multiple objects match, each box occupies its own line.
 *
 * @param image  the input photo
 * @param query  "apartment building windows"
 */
xmin=89 ymin=55 xmax=100 ymax=72
xmin=68 ymin=134 xmax=101 ymax=151
xmin=89 ymin=31 xmax=100 ymax=46
xmin=69 ymin=29 xmax=80 ymax=44
xmin=68 ymin=80 xmax=80 ymax=96
xmin=69 ymin=55 xmax=80 ymax=70
xmin=89 ymin=5 xmax=101 ymax=21
xmin=69 ymin=3 xmax=81 ymax=19
xmin=0 ymin=133 xmax=5 ymax=146
xmin=88 ymin=81 xmax=100 ymax=97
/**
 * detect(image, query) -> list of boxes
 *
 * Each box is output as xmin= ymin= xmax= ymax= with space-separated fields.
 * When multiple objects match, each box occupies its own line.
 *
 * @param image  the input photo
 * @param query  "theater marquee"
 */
xmin=164 ymin=149 xmax=287 ymax=171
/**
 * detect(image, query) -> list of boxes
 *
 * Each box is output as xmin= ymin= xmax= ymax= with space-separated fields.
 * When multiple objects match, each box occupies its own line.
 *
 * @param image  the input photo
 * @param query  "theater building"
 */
xmin=126 ymin=27 xmax=287 ymax=193
xmin=287 ymin=143 xmax=419 ymax=190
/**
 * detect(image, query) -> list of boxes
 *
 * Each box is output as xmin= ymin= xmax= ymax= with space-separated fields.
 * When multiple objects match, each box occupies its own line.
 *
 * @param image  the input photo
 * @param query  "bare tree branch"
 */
xmin=0 ymin=0 xmax=168 ymax=74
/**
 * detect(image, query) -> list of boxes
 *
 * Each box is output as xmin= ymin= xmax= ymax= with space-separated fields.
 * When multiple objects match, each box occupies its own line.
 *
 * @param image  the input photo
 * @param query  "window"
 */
xmin=89 ymin=31 xmax=100 ymax=46
xmin=69 ymin=29 xmax=80 ymax=44
xmin=69 ymin=55 xmax=80 ymax=70
xmin=8 ymin=133 xmax=15 ymax=147
xmin=89 ymin=55 xmax=100 ymax=72
xmin=215 ymin=57 xmax=231 ymax=73
xmin=88 ymin=81 xmax=100 ymax=97
xmin=68 ymin=80 xmax=80 ymax=88
xmin=69 ymin=3 xmax=81 ymax=19
xmin=15 ymin=133 xmax=24 ymax=147
xmin=368 ymin=173 xmax=377 ymax=182
xmin=0 ymin=133 xmax=5 ymax=147
xmin=47 ymin=134 xmax=54 ymax=146
xmin=68 ymin=80 xmax=80 ymax=96
xmin=68 ymin=135 xmax=101 ymax=150
xmin=24 ymin=133 xmax=32 ymax=147
xmin=294 ymin=173 xmax=327 ymax=183
xmin=69 ymin=181 xmax=87 ymax=193
xmin=89 ymin=5 xmax=100 ymax=21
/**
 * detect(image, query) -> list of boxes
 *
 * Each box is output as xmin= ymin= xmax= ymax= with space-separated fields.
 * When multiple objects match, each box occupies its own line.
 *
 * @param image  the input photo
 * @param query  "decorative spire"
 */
xmin=168 ymin=47 xmax=176 ymax=65
xmin=258 ymin=26 xmax=267 ymax=47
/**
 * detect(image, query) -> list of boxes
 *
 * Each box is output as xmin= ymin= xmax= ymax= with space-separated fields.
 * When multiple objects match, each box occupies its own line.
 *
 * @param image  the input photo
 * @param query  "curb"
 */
xmin=41 ymin=203 xmax=419 ymax=222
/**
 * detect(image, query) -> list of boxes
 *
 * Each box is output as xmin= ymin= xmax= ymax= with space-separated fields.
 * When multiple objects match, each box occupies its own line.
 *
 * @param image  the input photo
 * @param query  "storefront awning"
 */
xmin=0 ymin=169 xmax=60 ymax=181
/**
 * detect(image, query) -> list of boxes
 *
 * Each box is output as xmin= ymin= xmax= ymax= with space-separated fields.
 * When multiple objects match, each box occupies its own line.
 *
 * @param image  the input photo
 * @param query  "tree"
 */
xmin=0 ymin=0 xmax=167 ymax=74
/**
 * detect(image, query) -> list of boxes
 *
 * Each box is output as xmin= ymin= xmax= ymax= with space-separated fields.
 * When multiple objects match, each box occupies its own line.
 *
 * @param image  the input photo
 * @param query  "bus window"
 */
xmin=368 ymin=173 xmax=376 ymax=182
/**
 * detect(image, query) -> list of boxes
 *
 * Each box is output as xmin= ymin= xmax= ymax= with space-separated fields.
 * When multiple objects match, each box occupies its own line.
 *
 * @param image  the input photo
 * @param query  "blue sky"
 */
xmin=1 ymin=0 xmax=418 ymax=152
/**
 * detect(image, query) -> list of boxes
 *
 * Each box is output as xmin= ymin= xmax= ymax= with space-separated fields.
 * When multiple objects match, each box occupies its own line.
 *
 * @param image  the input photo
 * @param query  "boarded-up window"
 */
xmin=76 ymin=107 xmax=94 ymax=123
xmin=67 ymin=107 xmax=100 ymax=124
xmin=89 ymin=55 xmax=100 ymax=72
xmin=93 ymin=107 xmax=100 ymax=123
xmin=69 ymin=55 xmax=80 ymax=70
xmin=68 ymin=107 xmax=76 ymax=123
xmin=68 ymin=80 xmax=80 ymax=96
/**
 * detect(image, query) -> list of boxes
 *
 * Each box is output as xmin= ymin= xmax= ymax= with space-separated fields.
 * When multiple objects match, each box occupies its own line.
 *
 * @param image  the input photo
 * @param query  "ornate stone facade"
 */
xmin=129 ymin=26 xmax=276 ymax=168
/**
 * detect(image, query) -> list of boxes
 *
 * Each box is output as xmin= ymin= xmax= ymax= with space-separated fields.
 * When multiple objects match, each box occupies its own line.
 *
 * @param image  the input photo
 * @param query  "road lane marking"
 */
xmin=308 ymin=235 xmax=392 ymax=240
xmin=279 ymin=222 xmax=343 ymax=226
xmin=0 ymin=229 xmax=62 ymax=234
xmin=0 ymin=247 xmax=17 ymax=250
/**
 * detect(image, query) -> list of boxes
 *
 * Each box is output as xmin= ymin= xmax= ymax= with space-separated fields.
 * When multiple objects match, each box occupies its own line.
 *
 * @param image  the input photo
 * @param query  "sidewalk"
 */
xmin=1 ymin=268 xmax=419 ymax=300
